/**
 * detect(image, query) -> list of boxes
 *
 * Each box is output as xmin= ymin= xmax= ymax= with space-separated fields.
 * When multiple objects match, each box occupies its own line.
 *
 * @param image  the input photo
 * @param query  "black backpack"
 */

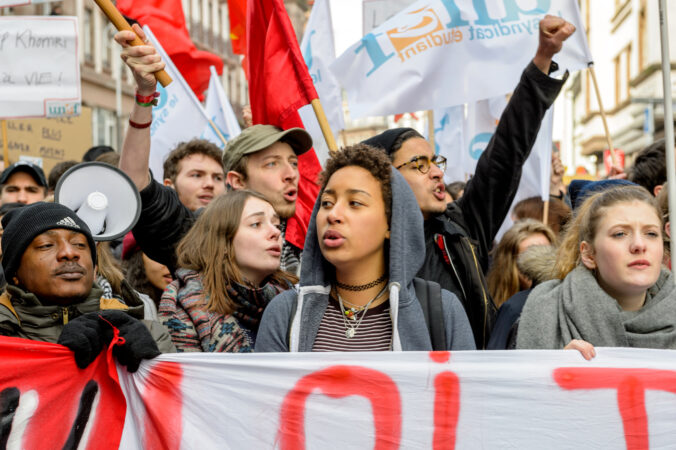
xmin=412 ymin=277 xmax=446 ymax=351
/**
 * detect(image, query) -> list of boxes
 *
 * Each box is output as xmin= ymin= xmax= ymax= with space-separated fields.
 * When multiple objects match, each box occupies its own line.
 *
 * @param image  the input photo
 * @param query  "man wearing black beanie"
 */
xmin=0 ymin=202 xmax=174 ymax=371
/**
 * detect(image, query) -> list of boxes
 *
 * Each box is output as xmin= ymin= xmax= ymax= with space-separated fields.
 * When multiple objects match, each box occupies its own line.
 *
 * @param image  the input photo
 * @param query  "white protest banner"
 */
xmin=5 ymin=340 xmax=676 ymax=449
xmin=202 ymin=66 xmax=241 ymax=144
xmin=363 ymin=0 xmax=417 ymax=34
xmin=298 ymin=0 xmax=344 ymax=165
xmin=143 ymin=26 xmax=222 ymax=181
xmin=0 ymin=16 xmax=81 ymax=119
xmin=331 ymin=0 xmax=592 ymax=118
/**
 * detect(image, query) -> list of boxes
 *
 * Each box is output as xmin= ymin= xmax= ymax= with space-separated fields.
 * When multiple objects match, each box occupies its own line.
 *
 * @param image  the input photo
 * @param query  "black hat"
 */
xmin=361 ymin=128 xmax=422 ymax=156
xmin=1 ymin=202 xmax=97 ymax=281
xmin=82 ymin=145 xmax=114 ymax=162
xmin=568 ymin=179 xmax=637 ymax=210
xmin=0 ymin=161 xmax=47 ymax=188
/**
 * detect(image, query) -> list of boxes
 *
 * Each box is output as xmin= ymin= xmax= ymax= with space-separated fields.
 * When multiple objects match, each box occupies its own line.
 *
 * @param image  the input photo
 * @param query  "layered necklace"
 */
xmin=335 ymin=278 xmax=388 ymax=339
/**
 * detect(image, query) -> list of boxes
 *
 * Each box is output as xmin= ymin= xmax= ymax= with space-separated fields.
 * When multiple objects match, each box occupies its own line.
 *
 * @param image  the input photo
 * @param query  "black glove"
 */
xmin=58 ymin=310 xmax=160 ymax=372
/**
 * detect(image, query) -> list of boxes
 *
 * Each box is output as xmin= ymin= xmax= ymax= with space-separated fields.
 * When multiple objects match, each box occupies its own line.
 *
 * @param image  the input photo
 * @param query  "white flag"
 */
xmin=143 ymin=26 xmax=222 ymax=182
xmin=331 ymin=0 xmax=591 ymax=118
xmin=462 ymin=96 xmax=507 ymax=177
xmin=430 ymin=105 xmax=465 ymax=183
xmin=202 ymin=66 xmax=241 ymax=144
xmin=496 ymin=107 xmax=555 ymax=240
xmin=298 ymin=0 xmax=344 ymax=165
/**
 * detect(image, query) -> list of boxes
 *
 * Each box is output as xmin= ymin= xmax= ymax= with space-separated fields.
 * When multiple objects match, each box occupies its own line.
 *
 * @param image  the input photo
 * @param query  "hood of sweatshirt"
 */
xmin=292 ymin=167 xmax=425 ymax=350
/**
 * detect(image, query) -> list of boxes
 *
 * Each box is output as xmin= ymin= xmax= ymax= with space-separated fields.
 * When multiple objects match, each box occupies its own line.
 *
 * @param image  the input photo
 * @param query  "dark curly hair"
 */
xmin=122 ymin=251 xmax=164 ymax=307
xmin=162 ymin=139 xmax=224 ymax=183
xmin=319 ymin=144 xmax=393 ymax=224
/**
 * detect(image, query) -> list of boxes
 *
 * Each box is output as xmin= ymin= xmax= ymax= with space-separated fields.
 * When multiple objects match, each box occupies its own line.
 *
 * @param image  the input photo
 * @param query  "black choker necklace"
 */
xmin=335 ymin=274 xmax=387 ymax=291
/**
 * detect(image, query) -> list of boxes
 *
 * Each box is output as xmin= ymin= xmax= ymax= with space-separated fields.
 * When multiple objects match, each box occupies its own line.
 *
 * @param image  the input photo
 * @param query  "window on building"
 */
xmin=102 ymin=24 xmax=115 ymax=72
xmin=638 ymin=5 xmax=647 ymax=71
xmin=614 ymin=45 xmax=631 ymax=106
xmin=83 ymin=7 xmax=94 ymax=64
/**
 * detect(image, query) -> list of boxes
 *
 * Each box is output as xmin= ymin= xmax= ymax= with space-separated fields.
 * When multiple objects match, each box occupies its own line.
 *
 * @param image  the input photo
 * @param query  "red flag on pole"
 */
xmin=117 ymin=0 xmax=223 ymax=100
xmin=246 ymin=0 xmax=321 ymax=251
xmin=229 ymin=0 xmax=247 ymax=55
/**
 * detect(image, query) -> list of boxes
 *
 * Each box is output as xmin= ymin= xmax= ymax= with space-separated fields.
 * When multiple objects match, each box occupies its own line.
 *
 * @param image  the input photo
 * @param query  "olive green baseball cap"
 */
xmin=222 ymin=124 xmax=313 ymax=172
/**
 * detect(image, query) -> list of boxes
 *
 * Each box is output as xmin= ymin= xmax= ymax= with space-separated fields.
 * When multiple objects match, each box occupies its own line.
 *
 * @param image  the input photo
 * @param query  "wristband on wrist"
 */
xmin=135 ymin=91 xmax=159 ymax=107
xmin=129 ymin=117 xmax=152 ymax=129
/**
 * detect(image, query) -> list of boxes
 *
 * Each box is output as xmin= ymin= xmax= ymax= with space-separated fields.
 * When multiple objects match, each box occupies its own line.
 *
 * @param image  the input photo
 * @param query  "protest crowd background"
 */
xmin=4 ymin=0 xmax=676 ymax=447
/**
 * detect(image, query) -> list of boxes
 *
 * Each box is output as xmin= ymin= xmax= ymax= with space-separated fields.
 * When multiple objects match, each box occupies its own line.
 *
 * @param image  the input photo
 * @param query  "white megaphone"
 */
xmin=55 ymin=162 xmax=141 ymax=241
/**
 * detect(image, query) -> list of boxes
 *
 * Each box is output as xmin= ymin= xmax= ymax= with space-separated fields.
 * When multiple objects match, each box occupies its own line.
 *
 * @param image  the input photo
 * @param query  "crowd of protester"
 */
xmin=1 ymin=15 xmax=676 ymax=373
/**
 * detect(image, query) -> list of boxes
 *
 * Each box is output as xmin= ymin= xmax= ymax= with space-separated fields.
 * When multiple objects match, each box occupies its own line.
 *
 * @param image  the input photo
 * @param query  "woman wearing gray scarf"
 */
xmin=517 ymin=186 xmax=676 ymax=358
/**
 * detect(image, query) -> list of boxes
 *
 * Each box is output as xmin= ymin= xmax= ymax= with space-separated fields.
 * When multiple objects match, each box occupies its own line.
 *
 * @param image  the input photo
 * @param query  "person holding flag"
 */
xmin=113 ymin=25 xmax=312 ymax=276
xmin=362 ymin=16 xmax=576 ymax=349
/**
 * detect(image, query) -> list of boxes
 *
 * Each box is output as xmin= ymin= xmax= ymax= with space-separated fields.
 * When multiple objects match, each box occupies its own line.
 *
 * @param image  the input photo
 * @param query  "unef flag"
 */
xmin=298 ymin=0 xmax=344 ymax=165
xmin=331 ymin=0 xmax=591 ymax=118
xmin=429 ymin=105 xmax=465 ymax=183
xmin=144 ymin=26 xmax=222 ymax=182
xmin=202 ymin=66 xmax=242 ymax=144
xmin=462 ymin=96 xmax=507 ymax=176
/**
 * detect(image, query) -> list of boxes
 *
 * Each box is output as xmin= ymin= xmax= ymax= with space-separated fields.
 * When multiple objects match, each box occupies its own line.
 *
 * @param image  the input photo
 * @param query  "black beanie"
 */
xmin=2 ymin=202 xmax=97 ymax=280
xmin=361 ymin=127 xmax=421 ymax=156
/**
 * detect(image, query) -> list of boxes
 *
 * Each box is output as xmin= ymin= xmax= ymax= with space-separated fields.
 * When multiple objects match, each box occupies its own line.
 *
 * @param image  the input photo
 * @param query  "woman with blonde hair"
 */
xmin=486 ymin=219 xmax=556 ymax=308
xmin=159 ymin=190 xmax=296 ymax=352
xmin=517 ymin=186 xmax=676 ymax=358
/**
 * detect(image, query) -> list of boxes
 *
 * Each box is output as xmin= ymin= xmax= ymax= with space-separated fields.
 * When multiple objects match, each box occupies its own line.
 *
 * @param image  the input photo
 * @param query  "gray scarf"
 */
xmin=516 ymin=266 xmax=676 ymax=349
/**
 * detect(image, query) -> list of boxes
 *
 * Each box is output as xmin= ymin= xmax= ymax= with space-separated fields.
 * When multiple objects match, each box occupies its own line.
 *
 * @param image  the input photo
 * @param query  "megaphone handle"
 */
xmin=91 ymin=0 xmax=172 ymax=87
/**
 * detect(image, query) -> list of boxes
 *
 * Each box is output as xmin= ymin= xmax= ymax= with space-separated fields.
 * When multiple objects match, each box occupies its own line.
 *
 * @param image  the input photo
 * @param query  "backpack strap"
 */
xmin=413 ymin=277 xmax=446 ymax=351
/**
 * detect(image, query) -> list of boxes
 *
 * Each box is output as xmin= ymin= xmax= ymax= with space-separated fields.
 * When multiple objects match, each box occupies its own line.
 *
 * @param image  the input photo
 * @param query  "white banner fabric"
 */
xmin=115 ymin=348 xmax=676 ymax=449
xmin=202 ymin=66 xmax=241 ymax=144
xmin=299 ymin=0 xmax=344 ymax=165
xmin=331 ymin=0 xmax=592 ymax=118
xmin=143 ymin=26 xmax=222 ymax=182
xmin=0 ymin=16 xmax=81 ymax=119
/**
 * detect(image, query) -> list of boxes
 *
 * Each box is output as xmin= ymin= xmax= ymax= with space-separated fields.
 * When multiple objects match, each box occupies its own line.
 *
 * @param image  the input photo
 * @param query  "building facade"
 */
xmin=558 ymin=0 xmax=676 ymax=175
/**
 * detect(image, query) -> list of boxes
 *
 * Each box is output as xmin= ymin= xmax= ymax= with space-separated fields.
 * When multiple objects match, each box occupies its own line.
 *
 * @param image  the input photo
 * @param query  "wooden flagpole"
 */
xmin=588 ymin=65 xmax=616 ymax=166
xmin=542 ymin=200 xmax=549 ymax=225
xmin=427 ymin=110 xmax=435 ymax=149
xmin=311 ymin=98 xmax=338 ymax=155
xmin=92 ymin=0 xmax=173 ymax=87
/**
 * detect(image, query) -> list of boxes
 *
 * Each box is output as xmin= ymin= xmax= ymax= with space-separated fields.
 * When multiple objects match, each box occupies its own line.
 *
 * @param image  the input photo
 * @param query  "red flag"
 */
xmin=117 ymin=0 xmax=223 ymax=100
xmin=247 ymin=0 xmax=321 ymax=251
xmin=229 ymin=0 xmax=247 ymax=55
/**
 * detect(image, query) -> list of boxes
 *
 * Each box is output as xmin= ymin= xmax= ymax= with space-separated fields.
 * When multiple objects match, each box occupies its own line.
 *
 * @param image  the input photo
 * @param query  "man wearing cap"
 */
xmin=361 ymin=16 xmax=575 ymax=349
xmin=0 ymin=202 xmax=174 ymax=371
xmin=0 ymin=161 xmax=48 ymax=205
xmin=113 ymin=25 xmax=312 ymax=274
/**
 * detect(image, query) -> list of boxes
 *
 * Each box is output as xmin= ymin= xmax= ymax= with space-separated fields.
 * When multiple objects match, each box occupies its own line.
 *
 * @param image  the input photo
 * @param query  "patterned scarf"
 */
xmin=228 ymin=280 xmax=287 ymax=332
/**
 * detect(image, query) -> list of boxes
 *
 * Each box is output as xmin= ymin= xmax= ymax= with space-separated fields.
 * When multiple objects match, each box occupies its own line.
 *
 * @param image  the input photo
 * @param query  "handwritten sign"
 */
xmin=4 ymin=106 xmax=92 ymax=174
xmin=0 ymin=16 xmax=80 ymax=119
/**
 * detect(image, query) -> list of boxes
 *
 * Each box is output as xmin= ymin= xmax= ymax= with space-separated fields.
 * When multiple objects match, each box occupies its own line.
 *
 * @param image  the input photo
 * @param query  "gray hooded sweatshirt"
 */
xmin=255 ymin=168 xmax=475 ymax=352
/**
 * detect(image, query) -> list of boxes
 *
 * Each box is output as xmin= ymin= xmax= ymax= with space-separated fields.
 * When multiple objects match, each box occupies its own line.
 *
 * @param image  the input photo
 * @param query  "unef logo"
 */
xmin=386 ymin=6 xmax=450 ymax=62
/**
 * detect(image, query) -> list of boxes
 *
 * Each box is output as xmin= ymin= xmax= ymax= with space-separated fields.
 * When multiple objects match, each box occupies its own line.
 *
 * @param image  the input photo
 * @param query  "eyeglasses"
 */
xmin=395 ymin=155 xmax=447 ymax=174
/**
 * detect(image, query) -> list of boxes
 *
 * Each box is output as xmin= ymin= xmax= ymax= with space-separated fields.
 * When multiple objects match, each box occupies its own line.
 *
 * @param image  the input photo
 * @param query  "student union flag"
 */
xmin=330 ymin=0 xmax=592 ymax=118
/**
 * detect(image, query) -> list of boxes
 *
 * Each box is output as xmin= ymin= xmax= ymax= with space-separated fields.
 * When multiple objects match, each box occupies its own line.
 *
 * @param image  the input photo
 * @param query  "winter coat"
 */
xmin=417 ymin=62 xmax=567 ymax=348
xmin=159 ymin=268 xmax=289 ymax=352
xmin=0 ymin=283 xmax=175 ymax=352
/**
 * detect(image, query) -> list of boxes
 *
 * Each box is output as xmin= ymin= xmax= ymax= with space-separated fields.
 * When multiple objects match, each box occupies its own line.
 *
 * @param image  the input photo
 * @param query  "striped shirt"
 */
xmin=312 ymin=296 xmax=392 ymax=352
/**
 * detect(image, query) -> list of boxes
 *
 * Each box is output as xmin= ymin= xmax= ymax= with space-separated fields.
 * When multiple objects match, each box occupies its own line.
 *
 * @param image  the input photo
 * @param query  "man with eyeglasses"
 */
xmin=362 ymin=15 xmax=575 ymax=348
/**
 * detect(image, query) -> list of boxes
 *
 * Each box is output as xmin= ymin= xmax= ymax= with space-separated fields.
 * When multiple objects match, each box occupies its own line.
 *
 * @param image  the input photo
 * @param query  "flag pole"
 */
xmin=658 ymin=0 xmax=676 ymax=277
xmin=311 ymin=98 xmax=338 ymax=155
xmin=542 ymin=200 xmax=549 ymax=225
xmin=207 ymin=119 xmax=228 ymax=147
xmin=588 ymin=65 xmax=615 ymax=166
xmin=427 ymin=110 xmax=435 ymax=149
xmin=1 ymin=120 xmax=8 ymax=167
xmin=91 ymin=0 xmax=173 ymax=87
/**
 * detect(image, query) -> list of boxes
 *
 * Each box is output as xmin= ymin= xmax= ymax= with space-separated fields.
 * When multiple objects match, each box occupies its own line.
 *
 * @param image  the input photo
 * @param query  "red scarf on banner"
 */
xmin=246 ymin=0 xmax=321 ymax=251
xmin=117 ymin=0 xmax=223 ymax=100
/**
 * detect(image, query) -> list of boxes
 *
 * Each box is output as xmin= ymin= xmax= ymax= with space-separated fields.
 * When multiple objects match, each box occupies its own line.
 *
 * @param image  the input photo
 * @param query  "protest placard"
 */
xmin=2 ymin=338 xmax=676 ymax=449
xmin=0 ymin=16 xmax=81 ymax=119
xmin=4 ymin=106 xmax=92 ymax=174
